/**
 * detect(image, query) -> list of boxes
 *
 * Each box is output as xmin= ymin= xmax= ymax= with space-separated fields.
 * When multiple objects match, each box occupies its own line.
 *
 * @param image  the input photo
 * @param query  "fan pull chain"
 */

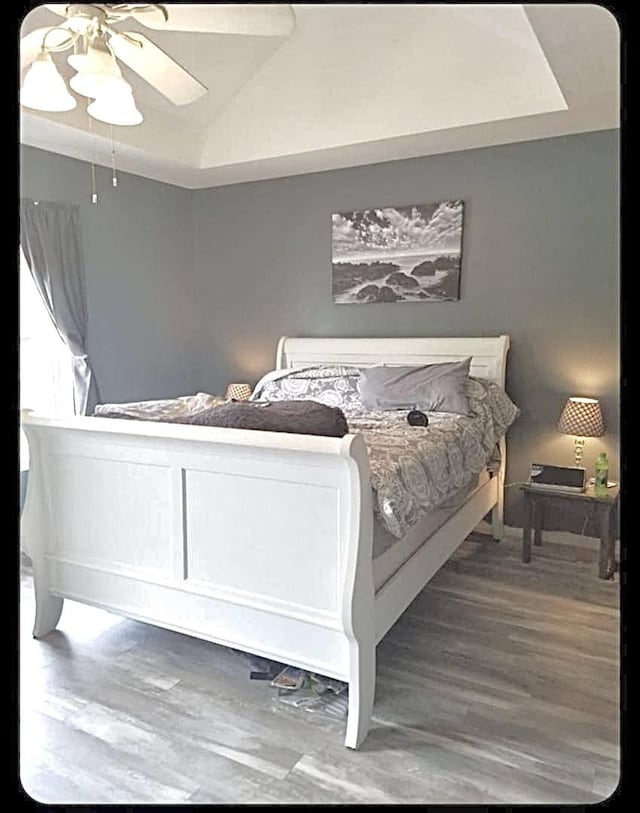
xmin=91 ymin=166 xmax=98 ymax=205
xmin=110 ymin=125 xmax=118 ymax=188
xmin=88 ymin=112 xmax=98 ymax=204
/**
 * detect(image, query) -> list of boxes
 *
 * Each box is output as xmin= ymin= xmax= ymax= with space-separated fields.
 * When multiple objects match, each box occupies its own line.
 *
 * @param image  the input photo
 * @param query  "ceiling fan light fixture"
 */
xmin=68 ymin=38 xmax=114 ymax=72
xmin=20 ymin=51 xmax=77 ymax=112
xmin=66 ymin=13 xmax=97 ymax=35
xmin=68 ymin=41 xmax=124 ymax=98
xmin=87 ymin=83 xmax=143 ymax=126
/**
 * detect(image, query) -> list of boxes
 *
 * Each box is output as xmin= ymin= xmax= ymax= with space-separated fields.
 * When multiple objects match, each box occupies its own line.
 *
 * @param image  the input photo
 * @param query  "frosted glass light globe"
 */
xmin=21 ymin=52 xmax=77 ymax=112
xmin=87 ymin=82 xmax=143 ymax=126
xmin=68 ymin=44 xmax=124 ymax=98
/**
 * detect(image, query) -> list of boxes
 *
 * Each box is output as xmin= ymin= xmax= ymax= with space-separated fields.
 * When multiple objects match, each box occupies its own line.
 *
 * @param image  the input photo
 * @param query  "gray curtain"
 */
xmin=20 ymin=198 xmax=100 ymax=415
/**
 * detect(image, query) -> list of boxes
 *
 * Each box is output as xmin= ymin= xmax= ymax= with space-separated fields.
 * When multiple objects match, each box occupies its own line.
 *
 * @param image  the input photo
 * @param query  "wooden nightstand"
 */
xmin=520 ymin=483 xmax=620 ymax=579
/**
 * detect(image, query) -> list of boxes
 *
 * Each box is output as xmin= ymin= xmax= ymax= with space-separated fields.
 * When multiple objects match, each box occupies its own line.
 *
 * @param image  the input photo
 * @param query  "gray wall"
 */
xmin=20 ymin=145 xmax=199 ymax=403
xmin=20 ymin=131 xmax=619 ymax=527
xmin=193 ymin=131 xmax=620 ymax=524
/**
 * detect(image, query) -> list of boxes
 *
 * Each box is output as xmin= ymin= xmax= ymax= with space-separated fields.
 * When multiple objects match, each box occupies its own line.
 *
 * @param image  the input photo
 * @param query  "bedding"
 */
xmin=357 ymin=357 xmax=472 ymax=415
xmin=343 ymin=393 xmax=513 ymax=539
xmin=93 ymin=392 xmax=224 ymax=420
xmin=372 ymin=471 xmax=489 ymax=590
xmin=253 ymin=366 xmax=518 ymax=539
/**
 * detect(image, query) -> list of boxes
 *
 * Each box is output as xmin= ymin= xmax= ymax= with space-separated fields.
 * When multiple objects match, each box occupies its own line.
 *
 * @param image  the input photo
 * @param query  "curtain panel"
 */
xmin=20 ymin=198 xmax=100 ymax=415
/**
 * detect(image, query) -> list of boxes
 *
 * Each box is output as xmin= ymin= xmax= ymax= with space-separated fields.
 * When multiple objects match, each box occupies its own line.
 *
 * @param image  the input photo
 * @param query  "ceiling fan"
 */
xmin=20 ymin=3 xmax=296 ymax=124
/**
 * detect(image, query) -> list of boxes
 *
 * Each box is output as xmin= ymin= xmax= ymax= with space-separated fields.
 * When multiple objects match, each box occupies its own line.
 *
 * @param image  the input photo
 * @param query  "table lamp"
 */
xmin=557 ymin=396 xmax=604 ymax=466
xmin=225 ymin=383 xmax=252 ymax=401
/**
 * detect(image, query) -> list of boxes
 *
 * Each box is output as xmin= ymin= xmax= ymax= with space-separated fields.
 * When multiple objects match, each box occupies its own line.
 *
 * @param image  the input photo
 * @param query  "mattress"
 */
xmin=372 ymin=469 xmax=490 ymax=592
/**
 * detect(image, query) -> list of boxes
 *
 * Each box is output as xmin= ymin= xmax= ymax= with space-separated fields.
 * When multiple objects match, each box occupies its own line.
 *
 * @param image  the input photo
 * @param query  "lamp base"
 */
xmin=573 ymin=437 xmax=585 ymax=467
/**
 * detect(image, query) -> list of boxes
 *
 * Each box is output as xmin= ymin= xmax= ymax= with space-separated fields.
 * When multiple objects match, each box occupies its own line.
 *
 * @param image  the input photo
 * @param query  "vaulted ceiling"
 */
xmin=20 ymin=3 xmax=619 ymax=189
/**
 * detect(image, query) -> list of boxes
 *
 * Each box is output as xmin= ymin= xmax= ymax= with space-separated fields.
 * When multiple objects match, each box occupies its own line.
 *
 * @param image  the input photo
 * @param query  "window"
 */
xmin=19 ymin=247 xmax=74 ymax=468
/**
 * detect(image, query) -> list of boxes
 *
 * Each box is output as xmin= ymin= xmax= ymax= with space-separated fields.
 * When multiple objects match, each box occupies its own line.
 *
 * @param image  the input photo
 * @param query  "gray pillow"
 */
xmin=357 ymin=358 xmax=472 ymax=415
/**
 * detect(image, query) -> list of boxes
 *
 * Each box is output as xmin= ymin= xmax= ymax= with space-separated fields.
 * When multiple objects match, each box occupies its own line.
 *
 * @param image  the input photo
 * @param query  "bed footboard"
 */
xmin=21 ymin=411 xmax=375 ymax=748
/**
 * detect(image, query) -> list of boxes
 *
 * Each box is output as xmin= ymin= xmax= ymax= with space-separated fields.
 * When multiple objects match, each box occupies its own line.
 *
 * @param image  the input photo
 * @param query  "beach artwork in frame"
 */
xmin=332 ymin=200 xmax=464 ymax=303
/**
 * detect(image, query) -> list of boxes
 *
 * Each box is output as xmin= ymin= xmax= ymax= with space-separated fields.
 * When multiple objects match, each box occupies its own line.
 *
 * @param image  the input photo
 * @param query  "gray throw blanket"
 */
xmin=170 ymin=400 xmax=349 ymax=438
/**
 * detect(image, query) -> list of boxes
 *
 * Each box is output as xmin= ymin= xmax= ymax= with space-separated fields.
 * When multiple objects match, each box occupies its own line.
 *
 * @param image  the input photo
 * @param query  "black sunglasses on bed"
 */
xmin=407 ymin=409 xmax=429 ymax=427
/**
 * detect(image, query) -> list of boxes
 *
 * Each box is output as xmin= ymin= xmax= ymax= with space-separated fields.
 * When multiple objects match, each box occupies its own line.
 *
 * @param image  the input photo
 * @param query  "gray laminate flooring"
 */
xmin=19 ymin=533 xmax=620 ymax=804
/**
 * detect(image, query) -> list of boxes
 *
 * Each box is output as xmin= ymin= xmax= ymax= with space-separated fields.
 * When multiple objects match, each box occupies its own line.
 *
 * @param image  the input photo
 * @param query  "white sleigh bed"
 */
xmin=21 ymin=335 xmax=510 ymax=749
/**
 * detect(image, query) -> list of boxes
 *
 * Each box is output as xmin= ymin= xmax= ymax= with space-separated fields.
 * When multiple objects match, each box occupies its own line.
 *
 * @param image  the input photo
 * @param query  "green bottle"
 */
xmin=594 ymin=452 xmax=609 ymax=496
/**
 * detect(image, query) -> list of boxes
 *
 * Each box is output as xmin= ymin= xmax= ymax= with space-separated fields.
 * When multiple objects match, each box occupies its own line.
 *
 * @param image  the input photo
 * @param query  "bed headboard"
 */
xmin=276 ymin=336 xmax=510 ymax=389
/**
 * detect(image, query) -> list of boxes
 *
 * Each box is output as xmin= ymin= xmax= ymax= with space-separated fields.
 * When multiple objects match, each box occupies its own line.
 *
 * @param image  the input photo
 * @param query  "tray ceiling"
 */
xmin=19 ymin=3 xmax=619 ymax=188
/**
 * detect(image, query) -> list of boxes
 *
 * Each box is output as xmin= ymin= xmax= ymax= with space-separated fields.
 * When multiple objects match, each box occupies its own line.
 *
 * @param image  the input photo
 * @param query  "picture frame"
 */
xmin=332 ymin=200 xmax=464 ymax=303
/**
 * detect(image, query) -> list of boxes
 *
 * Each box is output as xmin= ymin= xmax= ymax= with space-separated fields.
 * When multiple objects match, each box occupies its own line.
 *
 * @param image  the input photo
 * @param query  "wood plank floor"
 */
xmin=19 ymin=533 xmax=620 ymax=804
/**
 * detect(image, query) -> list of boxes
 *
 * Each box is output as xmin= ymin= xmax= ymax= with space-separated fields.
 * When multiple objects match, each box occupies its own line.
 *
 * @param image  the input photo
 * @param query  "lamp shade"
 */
xmin=557 ymin=397 xmax=604 ymax=437
xmin=87 ymin=82 xmax=143 ymax=126
xmin=68 ymin=43 xmax=126 ymax=98
xmin=20 ymin=52 xmax=77 ymax=112
xmin=225 ymin=383 xmax=252 ymax=401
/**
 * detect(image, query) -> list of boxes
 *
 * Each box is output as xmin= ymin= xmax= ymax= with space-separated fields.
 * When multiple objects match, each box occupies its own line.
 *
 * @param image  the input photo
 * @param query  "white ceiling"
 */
xmin=19 ymin=3 xmax=619 ymax=189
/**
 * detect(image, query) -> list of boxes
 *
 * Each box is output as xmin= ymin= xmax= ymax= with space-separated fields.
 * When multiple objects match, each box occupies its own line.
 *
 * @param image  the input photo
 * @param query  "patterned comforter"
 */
xmin=94 ymin=392 xmax=226 ymax=420
xmin=344 ymin=404 xmax=510 ymax=538
xmin=251 ymin=366 xmax=519 ymax=539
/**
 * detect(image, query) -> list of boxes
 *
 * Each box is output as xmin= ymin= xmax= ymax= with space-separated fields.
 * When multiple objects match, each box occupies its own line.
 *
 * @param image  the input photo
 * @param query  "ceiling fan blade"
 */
xmin=109 ymin=31 xmax=207 ymax=106
xmin=20 ymin=25 xmax=74 ymax=71
xmin=134 ymin=3 xmax=295 ymax=36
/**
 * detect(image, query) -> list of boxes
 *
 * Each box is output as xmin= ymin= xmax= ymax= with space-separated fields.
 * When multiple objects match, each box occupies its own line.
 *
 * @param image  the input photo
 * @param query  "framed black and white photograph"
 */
xmin=332 ymin=200 xmax=464 ymax=303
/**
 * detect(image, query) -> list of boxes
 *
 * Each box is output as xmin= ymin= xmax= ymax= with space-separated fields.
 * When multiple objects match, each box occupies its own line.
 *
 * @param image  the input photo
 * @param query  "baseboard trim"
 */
xmin=476 ymin=520 xmax=620 ymax=554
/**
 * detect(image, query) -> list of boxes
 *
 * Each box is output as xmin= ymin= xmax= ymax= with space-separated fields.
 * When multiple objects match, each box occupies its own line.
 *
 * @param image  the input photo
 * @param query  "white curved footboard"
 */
xmin=21 ymin=410 xmax=376 ymax=748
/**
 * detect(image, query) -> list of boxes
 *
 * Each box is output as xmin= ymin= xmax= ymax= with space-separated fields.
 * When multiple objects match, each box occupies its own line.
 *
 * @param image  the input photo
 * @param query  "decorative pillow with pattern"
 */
xmin=251 ymin=365 xmax=365 ymax=410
